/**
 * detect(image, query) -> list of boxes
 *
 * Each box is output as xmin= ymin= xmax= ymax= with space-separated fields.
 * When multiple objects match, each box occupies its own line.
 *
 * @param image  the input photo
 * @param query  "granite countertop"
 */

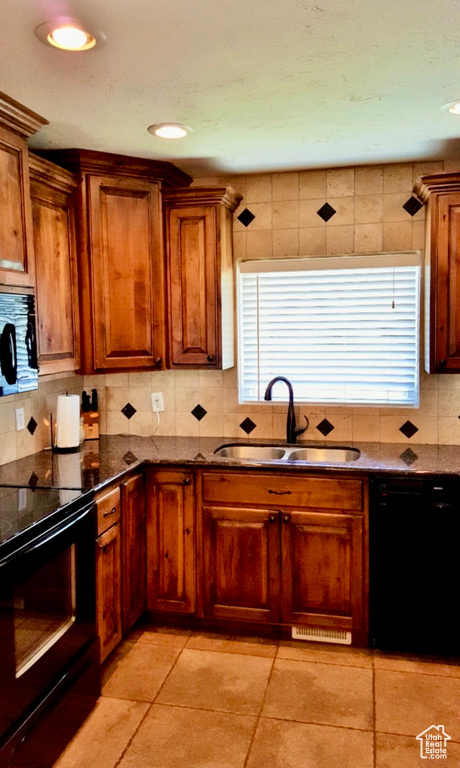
xmin=1 ymin=435 xmax=460 ymax=493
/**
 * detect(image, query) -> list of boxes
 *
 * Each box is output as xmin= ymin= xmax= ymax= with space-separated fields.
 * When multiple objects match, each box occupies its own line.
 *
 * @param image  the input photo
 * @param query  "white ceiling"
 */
xmin=2 ymin=0 xmax=460 ymax=178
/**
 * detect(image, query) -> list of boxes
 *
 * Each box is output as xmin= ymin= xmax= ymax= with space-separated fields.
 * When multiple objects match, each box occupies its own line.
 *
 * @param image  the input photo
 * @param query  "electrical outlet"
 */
xmin=151 ymin=392 xmax=164 ymax=413
xmin=15 ymin=407 xmax=25 ymax=431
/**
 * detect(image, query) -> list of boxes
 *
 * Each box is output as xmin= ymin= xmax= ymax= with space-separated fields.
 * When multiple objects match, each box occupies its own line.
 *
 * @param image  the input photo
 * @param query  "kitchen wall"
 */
xmin=3 ymin=158 xmax=460 ymax=467
xmin=0 ymin=372 xmax=83 ymax=465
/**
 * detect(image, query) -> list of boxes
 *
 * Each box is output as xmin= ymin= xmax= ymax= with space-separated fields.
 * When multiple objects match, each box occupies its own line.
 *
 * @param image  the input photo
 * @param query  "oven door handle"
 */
xmin=0 ymin=504 xmax=94 ymax=569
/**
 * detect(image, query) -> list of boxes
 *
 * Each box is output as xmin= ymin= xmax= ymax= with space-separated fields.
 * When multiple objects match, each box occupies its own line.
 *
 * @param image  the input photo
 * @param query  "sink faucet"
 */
xmin=264 ymin=376 xmax=308 ymax=444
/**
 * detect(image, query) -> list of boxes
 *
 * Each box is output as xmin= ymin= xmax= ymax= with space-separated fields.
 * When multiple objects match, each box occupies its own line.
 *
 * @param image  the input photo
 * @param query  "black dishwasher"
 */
xmin=370 ymin=475 xmax=460 ymax=656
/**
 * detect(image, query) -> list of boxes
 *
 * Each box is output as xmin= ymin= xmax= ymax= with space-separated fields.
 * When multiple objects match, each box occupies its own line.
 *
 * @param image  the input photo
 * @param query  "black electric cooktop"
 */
xmin=0 ymin=485 xmax=93 ymax=557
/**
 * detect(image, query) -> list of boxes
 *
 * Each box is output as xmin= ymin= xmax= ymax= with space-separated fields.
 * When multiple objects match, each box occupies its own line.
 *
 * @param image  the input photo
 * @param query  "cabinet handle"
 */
xmin=282 ymin=514 xmax=291 ymax=524
xmin=183 ymin=477 xmax=191 ymax=486
xmin=206 ymin=354 xmax=216 ymax=363
xmin=438 ymin=359 xmax=446 ymax=367
xmin=268 ymin=489 xmax=291 ymax=495
xmin=268 ymin=514 xmax=277 ymax=523
xmin=155 ymin=357 xmax=163 ymax=366
xmin=103 ymin=507 xmax=117 ymax=517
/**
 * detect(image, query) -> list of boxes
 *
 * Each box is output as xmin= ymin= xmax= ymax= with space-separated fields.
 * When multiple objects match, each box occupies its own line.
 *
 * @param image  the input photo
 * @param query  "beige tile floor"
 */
xmin=53 ymin=626 xmax=460 ymax=768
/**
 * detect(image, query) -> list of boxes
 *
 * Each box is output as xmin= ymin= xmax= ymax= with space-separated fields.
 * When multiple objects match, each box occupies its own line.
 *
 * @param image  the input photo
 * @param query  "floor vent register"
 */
xmin=291 ymin=626 xmax=352 ymax=645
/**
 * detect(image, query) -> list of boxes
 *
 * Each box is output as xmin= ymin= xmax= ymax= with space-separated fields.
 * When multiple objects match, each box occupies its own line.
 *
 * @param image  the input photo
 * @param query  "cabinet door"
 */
xmin=0 ymin=126 xmax=35 ymax=286
xmin=203 ymin=505 xmax=280 ymax=623
xmin=281 ymin=510 xmax=364 ymax=631
xmin=429 ymin=193 xmax=460 ymax=371
xmin=122 ymin=473 xmax=146 ymax=633
xmin=166 ymin=204 xmax=218 ymax=366
xmin=96 ymin=522 xmax=122 ymax=663
xmin=87 ymin=175 xmax=165 ymax=371
xmin=146 ymin=470 xmax=195 ymax=614
xmin=29 ymin=156 xmax=80 ymax=374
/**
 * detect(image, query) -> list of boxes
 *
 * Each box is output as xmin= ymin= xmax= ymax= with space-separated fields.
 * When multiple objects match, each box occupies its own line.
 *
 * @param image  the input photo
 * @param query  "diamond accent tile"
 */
xmin=317 ymin=202 xmax=336 ymax=222
xmin=121 ymin=403 xmax=137 ymax=420
xmin=237 ymin=208 xmax=256 ymax=227
xmin=27 ymin=417 xmax=37 ymax=435
xmin=28 ymin=472 xmax=39 ymax=489
xmin=402 ymin=196 xmax=423 ymax=216
xmin=399 ymin=420 xmax=419 ymax=439
xmin=191 ymin=404 xmax=207 ymax=421
xmin=316 ymin=418 xmax=335 ymax=437
xmin=123 ymin=451 xmax=138 ymax=465
xmin=239 ymin=417 xmax=256 ymax=435
xmin=399 ymin=447 xmax=419 ymax=466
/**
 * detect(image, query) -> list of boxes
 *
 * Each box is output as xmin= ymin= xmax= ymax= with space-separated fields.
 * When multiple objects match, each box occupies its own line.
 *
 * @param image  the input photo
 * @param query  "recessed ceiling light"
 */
xmin=148 ymin=123 xmax=192 ymax=139
xmin=441 ymin=100 xmax=460 ymax=115
xmin=35 ymin=19 xmax=106 ymax=51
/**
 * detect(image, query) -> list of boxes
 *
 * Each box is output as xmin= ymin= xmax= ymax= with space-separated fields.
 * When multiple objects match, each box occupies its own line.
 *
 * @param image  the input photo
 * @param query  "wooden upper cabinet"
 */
xmin=29 ymin=153 xmax=80 ymax=374
xmin=163 ymin=186 xmax=243 ymax=368
xmin=40 ymin=149 xmax=191 ymax=374
xmin=414 ymin=172 xmax=460 ymax=372
xmin=87 ymin=174 xmax=165 ymax=371
xmin=0 ymin=92 xmax=48 ymax=287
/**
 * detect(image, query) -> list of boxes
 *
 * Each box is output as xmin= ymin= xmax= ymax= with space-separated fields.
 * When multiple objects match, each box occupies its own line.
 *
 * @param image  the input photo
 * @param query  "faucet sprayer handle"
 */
xmin=294 ymin=415 xmax=309 ymax=438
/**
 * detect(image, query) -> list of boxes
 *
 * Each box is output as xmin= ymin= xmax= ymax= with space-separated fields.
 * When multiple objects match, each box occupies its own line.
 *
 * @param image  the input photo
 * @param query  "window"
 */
xmin=237 ymin=252 xmax=420 ymax=407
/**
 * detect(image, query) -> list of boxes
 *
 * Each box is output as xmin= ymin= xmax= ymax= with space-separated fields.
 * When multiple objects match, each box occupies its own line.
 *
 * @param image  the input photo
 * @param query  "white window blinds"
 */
xmin=237 ymin=253 xmax=420 ymax=406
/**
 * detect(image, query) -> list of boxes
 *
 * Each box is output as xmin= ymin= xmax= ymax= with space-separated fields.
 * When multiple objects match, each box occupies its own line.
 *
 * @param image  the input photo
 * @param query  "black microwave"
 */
xmin=0 ymin=288 xmax=38 ymax=397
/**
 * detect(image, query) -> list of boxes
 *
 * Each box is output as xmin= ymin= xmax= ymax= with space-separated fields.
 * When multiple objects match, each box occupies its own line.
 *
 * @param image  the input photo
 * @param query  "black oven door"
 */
xmin=0 ymin=501 xmax=98 ymax=757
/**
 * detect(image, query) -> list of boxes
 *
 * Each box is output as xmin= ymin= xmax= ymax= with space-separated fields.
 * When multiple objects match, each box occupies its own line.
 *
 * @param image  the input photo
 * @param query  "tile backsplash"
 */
xmin=4 ymin=159 xmax=460 ymax=467
xmin=0 ymin=373 xmax=83 ymax=466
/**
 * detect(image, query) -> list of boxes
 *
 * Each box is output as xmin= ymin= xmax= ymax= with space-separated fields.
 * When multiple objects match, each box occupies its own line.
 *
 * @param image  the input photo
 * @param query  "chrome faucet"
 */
xmin=264 ymin=376 xmax=308 ymax=444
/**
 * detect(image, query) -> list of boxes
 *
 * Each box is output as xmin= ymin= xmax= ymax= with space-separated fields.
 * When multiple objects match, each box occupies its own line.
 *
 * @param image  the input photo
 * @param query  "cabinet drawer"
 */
xmin=202 ymin=472 xmax=364 ymax=512
xmin=96 ymin=485 xmax=121 ymax=535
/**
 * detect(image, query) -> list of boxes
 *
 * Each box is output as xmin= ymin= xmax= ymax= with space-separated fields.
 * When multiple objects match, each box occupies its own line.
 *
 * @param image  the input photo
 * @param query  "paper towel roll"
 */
xmin=55 ymin=394 xmax=80 ymax=450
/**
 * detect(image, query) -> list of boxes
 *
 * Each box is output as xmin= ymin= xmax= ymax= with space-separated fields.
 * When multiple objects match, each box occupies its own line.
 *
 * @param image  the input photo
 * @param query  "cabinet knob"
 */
xmin=268 ymin=514 xmax=277 ymax=523
xmin=438 ymin=359 xmax=446 ymax=367
xmin=155 ymin=357 xmax=163 ymax=367
xmin=207 ymin=354 xmax=216 ymax=363
xmin=183 ymin=477 xmax=191 ymax=486
xmin=282 ymin=514 xmax=291 ymax=524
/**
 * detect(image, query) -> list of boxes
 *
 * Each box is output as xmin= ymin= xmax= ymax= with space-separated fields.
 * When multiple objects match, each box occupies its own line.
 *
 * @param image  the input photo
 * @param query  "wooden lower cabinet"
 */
xmin=203 ymin=505 xmax=280 ymax=623
xmin=95 ymin=467 xmax=368 ymax=653
xmin=146 ymin=469 xmax=195 ymax=614
xmin=201 ymin=471 xmax=368 ymax=641
xmin=95 ymin=486 xmax=122 ymax=663
xmin=281 ymin=510 xmax=364 ymax=630
xmin=121 ymin=473 xmax=147 ymax=633
xmin=95 ymin=476 xmax=147 ymax=662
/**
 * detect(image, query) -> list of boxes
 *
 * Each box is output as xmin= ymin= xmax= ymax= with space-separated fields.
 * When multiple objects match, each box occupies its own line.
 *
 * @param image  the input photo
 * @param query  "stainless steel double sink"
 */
xmin=214 ymin=443 xmax=360 ymax=464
